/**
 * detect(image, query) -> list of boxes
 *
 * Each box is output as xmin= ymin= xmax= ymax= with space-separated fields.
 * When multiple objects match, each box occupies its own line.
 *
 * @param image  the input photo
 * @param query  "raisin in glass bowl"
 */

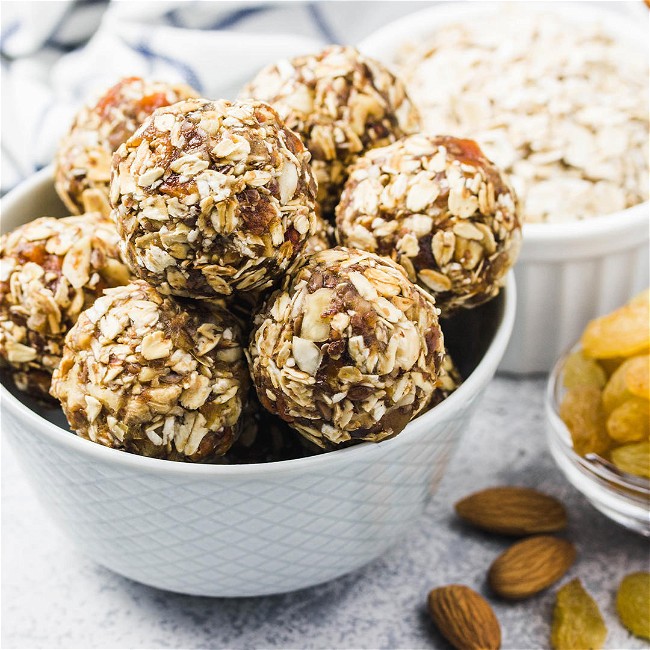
xmin=546 ymin=346 xmax=650 ymax=537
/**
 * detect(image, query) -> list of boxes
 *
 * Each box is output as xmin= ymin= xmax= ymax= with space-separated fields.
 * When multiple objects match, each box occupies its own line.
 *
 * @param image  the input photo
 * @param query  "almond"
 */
xmin=428 ymin=585 xmax=501 ymax=650
xmin=489 ymin=536 xmax=577 ymax=600
xmin=455 ymin=486 xmax=567 ymax=536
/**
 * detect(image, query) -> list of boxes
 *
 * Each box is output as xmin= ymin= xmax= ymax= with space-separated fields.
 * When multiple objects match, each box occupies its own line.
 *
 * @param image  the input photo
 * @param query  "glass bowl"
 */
xmin=546 ymin=347 xmax=650 ymax=536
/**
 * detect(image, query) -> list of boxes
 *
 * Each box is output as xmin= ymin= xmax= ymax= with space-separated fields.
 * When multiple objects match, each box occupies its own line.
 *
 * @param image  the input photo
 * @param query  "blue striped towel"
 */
xmin=0 ymin=0 xmax=362 ymax=196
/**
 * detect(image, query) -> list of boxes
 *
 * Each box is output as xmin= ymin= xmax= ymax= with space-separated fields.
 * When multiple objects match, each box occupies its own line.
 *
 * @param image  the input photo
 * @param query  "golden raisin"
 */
xmin=617 ymin=572 xmax=650 ymax=641
xmin=560 ymin=386 xmax=610 ymax=457
xmin=625 ymin=355 xmax=650 ymax=400
xmin=563 ymin=349 xmax=606 ymax=389
xmin=606 ymin=398 xmax=650 ymax=443
xmin=551 ymin=578 xmax=607 ymax=650
xmin=581 ymin=290 xmax=650 ymax=359
xmin=603 ymin=360 xmax=635 ymax=414
xmin=610 ymin=442 xmax=650 ymax=479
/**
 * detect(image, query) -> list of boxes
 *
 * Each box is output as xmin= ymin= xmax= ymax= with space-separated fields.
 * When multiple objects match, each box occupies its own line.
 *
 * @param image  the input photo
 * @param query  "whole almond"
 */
xmin=428 ymin=584 xmax=501 ymax=650
xmin=489 ymin=536 xmax=576 ymax=599
xmin=455 ymin=486 xmax=567 ymax=536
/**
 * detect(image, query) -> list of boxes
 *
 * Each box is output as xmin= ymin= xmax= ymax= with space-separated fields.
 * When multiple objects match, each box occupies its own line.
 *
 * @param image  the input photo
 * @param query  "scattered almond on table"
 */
xmin=429 ymin=295 xmax=649 ymax=644
xmin=488 ymin=536 xmax=576 ymax=600
xmin=429 ymin=486 xmax=648 ymax=645
xmin=454 ymin=486 xmax=567 ymax=536
xmin=427 ymin=585 xmax=501 ymax=650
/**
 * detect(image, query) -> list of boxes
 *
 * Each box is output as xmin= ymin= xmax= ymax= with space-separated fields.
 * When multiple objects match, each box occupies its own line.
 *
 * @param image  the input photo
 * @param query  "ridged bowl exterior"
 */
xmin=3 ymin=392 xmax=473 ymax=597
xmin=0 ymin=168 xmax=515 ymax=596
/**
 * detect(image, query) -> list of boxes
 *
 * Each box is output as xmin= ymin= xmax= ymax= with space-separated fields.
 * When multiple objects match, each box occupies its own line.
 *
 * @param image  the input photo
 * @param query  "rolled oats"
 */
xmin=240 ymin=45 xmax=420 ymax=218
xmin=0 ymin=214 xmax=131 ymax=398
xmin=336 ymin=135 xmax=521 ymax=314
xmin=50 ymin=280 xmax=248 ymax=461
xmin=111 ymin=99 xmax=320 ymax=300
xmin=398 ymin=10 xmax=649 ymax=223
xmin=55 ymin=77 xmax=198 ymax=217
xmin=248 ymin=247 xmax=445 ymax=449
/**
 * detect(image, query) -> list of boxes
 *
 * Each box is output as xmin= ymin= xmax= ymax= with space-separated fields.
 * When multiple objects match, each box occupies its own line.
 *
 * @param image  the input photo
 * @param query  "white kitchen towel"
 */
xmin=0 ymin=0 xmax=344 ymax=196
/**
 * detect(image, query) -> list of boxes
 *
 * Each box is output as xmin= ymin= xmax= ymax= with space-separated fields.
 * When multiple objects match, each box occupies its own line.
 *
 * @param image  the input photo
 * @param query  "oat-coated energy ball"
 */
xmin=0 ymin=214 xmax=131 ymax=397
xmin=248 ymin=247 xmax=445 ymax=448
xmin=55 ymin=77 xmax=198 ymax=217
xmin=336 ymin=135 xmax=521 ymax=314
xmin=240 ymin=45 xmax=420 ymax=218
xmin=50 ymin=281 xmax=248 ymax=462
xmin=111 ymin=98 xmax=320 ymax=299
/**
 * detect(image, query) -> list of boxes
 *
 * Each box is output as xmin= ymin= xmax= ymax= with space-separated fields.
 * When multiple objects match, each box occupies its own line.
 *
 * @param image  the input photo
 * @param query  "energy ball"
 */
xmin=248 ymin=247 xmax=445 ymax=449
xmin=50 ymin=281 xmax=248 ymax=462
xmin=55 ymin=77 xmax=198 ymax=216
xmin=111 ymin=98 xmax=319 ymax=299
xmin=0 ymin=214 xmax=131 ymax=397
xmin=336 ymin=135 xmax=522 ymax=314
xmin=240 ymin=45 xmax=420 ymax=218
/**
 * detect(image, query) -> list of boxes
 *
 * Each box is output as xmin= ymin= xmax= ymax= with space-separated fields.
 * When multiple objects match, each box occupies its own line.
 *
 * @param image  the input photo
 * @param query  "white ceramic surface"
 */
xmin=0 ymin=168 xmax=515 ymax=597
xmin=358 ymin=1 xmax=650 ymax=374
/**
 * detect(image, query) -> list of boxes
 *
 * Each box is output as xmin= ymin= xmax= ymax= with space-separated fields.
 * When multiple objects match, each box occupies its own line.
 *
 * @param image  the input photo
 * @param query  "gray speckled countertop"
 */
xmin=3 ymin=376 xmax=649 ymax=649
xmin=2 ymin=2 xmax=648 ymax=647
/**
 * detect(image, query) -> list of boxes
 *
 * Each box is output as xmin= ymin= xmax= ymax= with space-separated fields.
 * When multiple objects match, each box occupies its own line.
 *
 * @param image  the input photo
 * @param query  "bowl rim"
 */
xmin=357 ymin=0 xmax=649 ymax=242
xmin=545 ymin=344 xmax=650 ymax=495
xmin=0 ymin=167 xmax=517 ymax=478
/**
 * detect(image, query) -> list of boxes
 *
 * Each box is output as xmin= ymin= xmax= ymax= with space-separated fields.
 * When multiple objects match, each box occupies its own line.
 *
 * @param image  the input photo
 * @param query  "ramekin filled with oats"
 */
xmin=359 ymin=2 xmax=649 ymax=372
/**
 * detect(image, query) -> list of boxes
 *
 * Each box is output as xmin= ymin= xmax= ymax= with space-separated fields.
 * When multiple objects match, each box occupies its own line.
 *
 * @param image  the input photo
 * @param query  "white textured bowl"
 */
xmin=359 ymin=1 xmax=649 ymax=374
xmin=0 ymin=167 xmax=515 ymax=597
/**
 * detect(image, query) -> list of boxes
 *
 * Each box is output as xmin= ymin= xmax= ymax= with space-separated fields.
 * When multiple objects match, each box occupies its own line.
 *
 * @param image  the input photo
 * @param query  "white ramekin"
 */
xmin=358 ymin=1 xmax=649 ymax=374
xmin=0 ymin=168 xmax=515 ymax=597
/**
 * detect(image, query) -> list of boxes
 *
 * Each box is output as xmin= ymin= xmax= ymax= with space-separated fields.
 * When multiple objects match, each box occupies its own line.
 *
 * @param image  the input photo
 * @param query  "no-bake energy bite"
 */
xmin=240 ymin=45 xmax=420 ymax=218
xmin=336 ymin=135 xmax=521 ymax=314
xmin=111 ymin=98 xmax=320 ymax=299
xmin=0 ymin=214 xmax=131 ymax=397
xmin=55 ymin=77 xmax=199 ymax=217
xmin=50 ymin=281 xmax=248 ymax=461
xmin=248 ymin=247 xmax=445 ymax=449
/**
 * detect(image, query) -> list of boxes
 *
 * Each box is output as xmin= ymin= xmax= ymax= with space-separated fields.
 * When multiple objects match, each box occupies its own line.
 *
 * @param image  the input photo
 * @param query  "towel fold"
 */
xmin=1 ymin=0 xmax=337 ymax=195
